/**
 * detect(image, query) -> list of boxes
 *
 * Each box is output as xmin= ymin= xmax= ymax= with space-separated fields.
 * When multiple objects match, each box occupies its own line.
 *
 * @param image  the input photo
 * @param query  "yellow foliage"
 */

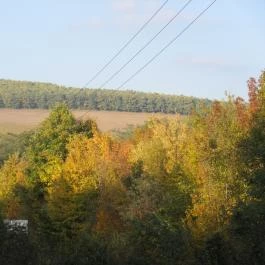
xmin=0 ymin=153 xmax=28 ymax=218
xmin=63 ymin=131 xmax=131 ymax=194
xmin=184 ymin=101 xmax=249 ymax=239
xmin=0 ymin=154 xmax=27 ymax=199
xmin=130 ymin=116 xmax=187 ymax=178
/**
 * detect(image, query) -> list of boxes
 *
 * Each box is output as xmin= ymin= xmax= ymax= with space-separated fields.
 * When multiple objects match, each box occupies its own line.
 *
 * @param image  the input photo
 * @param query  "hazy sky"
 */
xmin=0 ymin=0 xmax=264 ymax=99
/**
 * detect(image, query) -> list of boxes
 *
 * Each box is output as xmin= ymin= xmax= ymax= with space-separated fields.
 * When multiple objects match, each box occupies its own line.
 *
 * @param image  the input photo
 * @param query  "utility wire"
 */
xmin=116 ymin=0 xmax=217 ymax=90
xmin=98 ymin=0 xmax=193 ymax=89
xmin=83 ymin=0 xmax=169 ymax=88
xmin=78 ymin=0 xmax=217 ymax=120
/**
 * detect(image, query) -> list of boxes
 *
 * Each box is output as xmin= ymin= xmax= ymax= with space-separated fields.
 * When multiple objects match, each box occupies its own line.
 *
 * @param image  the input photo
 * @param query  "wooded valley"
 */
xmin=0 ymin=72 xmax=264 ymax=264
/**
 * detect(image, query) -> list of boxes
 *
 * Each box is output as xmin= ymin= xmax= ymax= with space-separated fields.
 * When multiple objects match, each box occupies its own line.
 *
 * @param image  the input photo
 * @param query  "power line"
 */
xmin=83 ymin=0 xmax=169 ymax=88
xmin=98 ymin=0 xmax=194 ymax=89
xmin=78 ymin=0 xmax=217 ymax=120
xmin=116 ymin=0 xmax=217 ymax=90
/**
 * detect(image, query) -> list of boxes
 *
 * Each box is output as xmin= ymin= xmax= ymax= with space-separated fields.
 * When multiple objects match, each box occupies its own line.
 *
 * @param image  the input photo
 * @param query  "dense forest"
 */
xmin=0 ymin=79 xmax=211 ymax=114
xmin=0 ymin=71 xmax=265 ymax=265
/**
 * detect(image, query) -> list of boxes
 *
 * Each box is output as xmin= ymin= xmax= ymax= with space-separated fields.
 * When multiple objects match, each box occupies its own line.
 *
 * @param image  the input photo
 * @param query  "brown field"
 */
xmin=0 ymin=109 xmax=177 ymax=134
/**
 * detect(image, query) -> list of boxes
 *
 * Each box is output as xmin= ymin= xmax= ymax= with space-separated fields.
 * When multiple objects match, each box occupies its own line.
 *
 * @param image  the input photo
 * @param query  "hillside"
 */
xmin=0 ymin=79 xmax=211 ymax=114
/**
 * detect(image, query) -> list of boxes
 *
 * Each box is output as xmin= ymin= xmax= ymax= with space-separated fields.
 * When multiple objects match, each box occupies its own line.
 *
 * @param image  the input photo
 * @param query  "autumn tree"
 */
xmin=227 ymin=71 xmax=265 ymax=264
xmin=184 ymin=98 xmax=249 ymax=243
xmin=122 ymin=117 xmax=194 ymax=265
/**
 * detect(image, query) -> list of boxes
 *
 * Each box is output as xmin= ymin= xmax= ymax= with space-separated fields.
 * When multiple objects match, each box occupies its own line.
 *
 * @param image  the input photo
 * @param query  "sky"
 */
xmin=0 ymin=0 xmax=264 ymax=100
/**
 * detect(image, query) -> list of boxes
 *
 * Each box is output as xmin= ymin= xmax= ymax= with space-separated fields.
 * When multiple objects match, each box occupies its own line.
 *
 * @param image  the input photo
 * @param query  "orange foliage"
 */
xmin=248 ymin=77 xmax=259 ymax=114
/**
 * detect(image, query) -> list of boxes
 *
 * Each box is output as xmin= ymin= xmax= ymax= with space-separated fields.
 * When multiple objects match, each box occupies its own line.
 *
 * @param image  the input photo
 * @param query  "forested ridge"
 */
xmin=0 ymin=79 xmax=210 ymax=114
xmin=0 ymin=72 xmax=265 ymax=265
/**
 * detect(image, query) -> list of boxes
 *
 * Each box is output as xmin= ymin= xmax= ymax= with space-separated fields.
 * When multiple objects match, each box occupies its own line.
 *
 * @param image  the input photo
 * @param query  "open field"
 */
xmin=0 ymin=109 xmax=177 ymax=134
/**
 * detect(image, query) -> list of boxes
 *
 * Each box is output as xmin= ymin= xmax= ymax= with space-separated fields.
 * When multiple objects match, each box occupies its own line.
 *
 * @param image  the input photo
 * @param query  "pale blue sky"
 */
xmin=0 ymin=0 xmax=264 ymax=99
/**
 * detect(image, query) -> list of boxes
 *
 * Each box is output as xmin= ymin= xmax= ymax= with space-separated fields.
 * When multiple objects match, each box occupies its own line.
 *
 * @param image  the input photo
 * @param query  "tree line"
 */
xmin=0 ymin=79 xmax=210 ymax=114
xmin=0 ymin=72 xmax=264 ymax=264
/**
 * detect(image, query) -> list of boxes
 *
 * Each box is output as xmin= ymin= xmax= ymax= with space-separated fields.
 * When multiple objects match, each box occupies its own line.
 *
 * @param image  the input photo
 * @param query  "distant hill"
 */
xmin=0 ymin=79 xmax=211 ymax=114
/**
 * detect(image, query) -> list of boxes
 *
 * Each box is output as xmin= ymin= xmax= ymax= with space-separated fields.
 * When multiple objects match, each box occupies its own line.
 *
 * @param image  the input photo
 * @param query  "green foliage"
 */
xmin=0 ymin=79 xmax=211 ymax=114
xmin=125 ymin=214 xmax=193 ymax=265
xmin=28 ymin=104 xmax=76 ymax=159
xmin=0 ymin=132 xmax=32 ymax=164
xmin=26 ymin=104 xmax=95 ymax=184
xmin=0 ymin=230 xmax=36 ymax=265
